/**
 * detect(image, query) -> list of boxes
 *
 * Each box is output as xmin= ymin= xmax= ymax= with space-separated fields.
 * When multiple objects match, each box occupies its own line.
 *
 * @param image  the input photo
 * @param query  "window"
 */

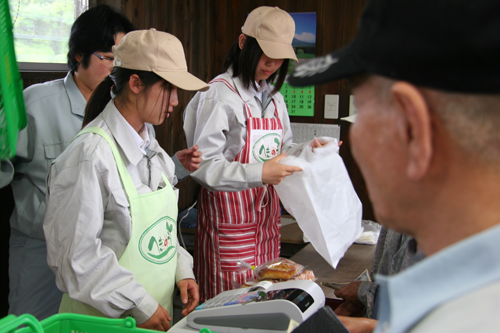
xmin=9 ymin=0 xmax=89 ymax=71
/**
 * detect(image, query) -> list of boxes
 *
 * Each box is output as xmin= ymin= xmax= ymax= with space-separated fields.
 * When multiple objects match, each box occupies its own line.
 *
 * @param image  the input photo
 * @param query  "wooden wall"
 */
xmin=16 ymin=0 xmax=373 ymax=217
xmin=108 ymin=0 xmax=373 ymax=219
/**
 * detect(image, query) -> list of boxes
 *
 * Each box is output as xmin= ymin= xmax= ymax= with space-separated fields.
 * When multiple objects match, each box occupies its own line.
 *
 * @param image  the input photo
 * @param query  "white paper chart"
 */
xmin=291 ymin=123 xmax=341 ymax=143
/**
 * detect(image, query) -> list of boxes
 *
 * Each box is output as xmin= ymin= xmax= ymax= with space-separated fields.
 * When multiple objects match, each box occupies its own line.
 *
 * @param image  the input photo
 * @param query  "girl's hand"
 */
xmin=262 ymin=154 xmax=302 ymax=185
xmin=177 ymin=278 xmax=200 ymax=316
xmin=311 ymin=139 xmax=343 ymax=149
xmin=178 ymin=145 xmax=202 ymax=172
xmin=311 ymin=139 xmax=325 ymax=149
xmin=138 ymin=304 xmax=171 ymax=331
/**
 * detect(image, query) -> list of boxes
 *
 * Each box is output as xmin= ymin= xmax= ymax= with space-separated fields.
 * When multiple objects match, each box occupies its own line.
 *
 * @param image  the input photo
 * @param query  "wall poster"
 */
xmin=280 ymin=12 xmax=316 ymax=117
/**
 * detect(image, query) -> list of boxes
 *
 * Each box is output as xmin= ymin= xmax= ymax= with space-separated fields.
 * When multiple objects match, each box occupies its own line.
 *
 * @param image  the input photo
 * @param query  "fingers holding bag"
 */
xmin=262 ymin=154 xmax=302 ymax=185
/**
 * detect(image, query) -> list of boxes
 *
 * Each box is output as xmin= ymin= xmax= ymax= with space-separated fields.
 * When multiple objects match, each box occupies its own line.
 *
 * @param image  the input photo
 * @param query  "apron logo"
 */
xmin=139 ymin=216 xmax=177 ymax=264
xmin=252 ymin=133 xmax=282 ymax=162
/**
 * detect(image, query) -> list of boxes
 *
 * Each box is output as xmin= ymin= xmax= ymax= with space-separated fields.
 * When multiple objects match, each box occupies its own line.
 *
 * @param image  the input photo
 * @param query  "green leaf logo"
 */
xmin=139 ymin=216 xmax=177 ymax=264
xmin=148 ymin=237 xmax=157 ymax=252
xmin=252 ymin=133 xmax=282 ymax=162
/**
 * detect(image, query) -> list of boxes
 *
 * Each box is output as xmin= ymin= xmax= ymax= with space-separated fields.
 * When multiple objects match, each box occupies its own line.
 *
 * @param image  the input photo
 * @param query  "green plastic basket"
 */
xmin=0 ymin=313 xmax=215 ymax=333
xmin=0 ymin=314 xmax=146 ymax=333
xmin=0 ymin=0 xmax=27 ymax=160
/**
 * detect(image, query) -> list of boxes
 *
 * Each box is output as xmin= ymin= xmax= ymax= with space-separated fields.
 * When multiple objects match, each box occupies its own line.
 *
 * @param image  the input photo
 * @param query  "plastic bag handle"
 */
xmin=0 ymin=314 xmax=44 ymax=333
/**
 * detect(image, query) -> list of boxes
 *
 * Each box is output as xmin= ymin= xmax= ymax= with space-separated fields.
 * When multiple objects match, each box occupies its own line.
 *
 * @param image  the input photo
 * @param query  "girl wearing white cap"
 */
xmin=43 ymin=29 xmax=209 ymax=331
xmin=184 ymin=6 xmax=321 ymax=301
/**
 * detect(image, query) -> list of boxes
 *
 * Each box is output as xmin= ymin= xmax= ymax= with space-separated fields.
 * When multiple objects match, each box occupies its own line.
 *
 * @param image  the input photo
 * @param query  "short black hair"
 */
xmin=222 ymin=35 xmax=289 ymax=93
xmin=67 ymin=4 xmax=135 ymax=72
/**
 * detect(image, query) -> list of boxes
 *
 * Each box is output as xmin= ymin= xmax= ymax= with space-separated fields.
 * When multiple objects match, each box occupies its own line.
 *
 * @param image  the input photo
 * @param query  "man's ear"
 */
xmin=238 ymin=34 xmax=246 ymax=50
xmin=391 ymin=82 xmax=433 ymax=180
xmin=128 ymin=74 xmax=143 ymax=94
xmin=75 ymin=54 xmax=83 ymax=63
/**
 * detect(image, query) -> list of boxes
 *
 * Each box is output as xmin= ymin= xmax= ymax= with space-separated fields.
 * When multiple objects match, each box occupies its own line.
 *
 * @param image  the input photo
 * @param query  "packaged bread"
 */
xmin=254 ymin=258 xmax=304 ymax=280
xmin=242 ymin=270 xmax=316 ymax=288
xmin=290 ymin=269 xmax=316 ymax=281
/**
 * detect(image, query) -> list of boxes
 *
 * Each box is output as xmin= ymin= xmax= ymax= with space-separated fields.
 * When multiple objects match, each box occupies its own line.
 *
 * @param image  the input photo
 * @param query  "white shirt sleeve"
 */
xmin=184 ymin=76 xmax=300 ymax=193
xmin=44 ymin=157 xmax=156 ymax=321
xmin=186 ymin=96 xmax=263 ymax=192
xmin=172 ymin=153 xmax=190 ymax=181
xmin=175 ymin=245 xmax=195 ymax=282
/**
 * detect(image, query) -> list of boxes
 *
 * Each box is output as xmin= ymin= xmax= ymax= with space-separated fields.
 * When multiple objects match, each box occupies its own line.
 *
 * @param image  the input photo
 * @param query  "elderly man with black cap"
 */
xmin=290 ymin=0 xmax=500 ymax=332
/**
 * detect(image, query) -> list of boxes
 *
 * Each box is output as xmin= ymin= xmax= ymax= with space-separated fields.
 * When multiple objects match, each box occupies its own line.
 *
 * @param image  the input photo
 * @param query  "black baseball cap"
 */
xmin=288 ymin=0 xmax=500 ymax=94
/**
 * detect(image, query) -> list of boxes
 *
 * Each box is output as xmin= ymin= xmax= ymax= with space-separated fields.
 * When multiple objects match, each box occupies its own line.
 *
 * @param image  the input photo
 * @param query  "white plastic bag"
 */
xmin=275 ymin=137 xmax=363 ymax=268
xmin=355 ymin=220 xmax=382 ymax=245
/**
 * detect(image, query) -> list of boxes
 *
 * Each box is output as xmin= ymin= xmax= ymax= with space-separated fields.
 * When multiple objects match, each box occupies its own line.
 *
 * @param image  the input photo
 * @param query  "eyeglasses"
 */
xmin=93 ymin=52 xmax=114 ymax=68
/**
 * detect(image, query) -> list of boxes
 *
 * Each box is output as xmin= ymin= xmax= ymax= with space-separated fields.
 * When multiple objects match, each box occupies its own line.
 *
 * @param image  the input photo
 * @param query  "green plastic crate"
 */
xmin=0 ymin=313 xmax=214 ymax=333
xmin=0 ymin=0 xmax=27 ymax=160
xmin=0 ymin=314 xmax=147 ymax=333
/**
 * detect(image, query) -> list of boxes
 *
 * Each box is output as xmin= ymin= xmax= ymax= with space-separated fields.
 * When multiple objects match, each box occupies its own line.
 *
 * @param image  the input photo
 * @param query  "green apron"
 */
xmin=59 ymin=126 xmax=178 ymax=321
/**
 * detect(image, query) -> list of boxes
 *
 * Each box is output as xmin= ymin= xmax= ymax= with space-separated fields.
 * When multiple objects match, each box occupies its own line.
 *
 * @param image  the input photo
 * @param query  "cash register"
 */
xmin=169 ymin=280 xmax=325 ymax=333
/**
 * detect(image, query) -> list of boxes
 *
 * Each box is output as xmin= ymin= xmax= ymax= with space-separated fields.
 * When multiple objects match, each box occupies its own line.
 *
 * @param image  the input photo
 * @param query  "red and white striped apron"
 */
xmin=195 ymin=78 xmax=283 ymax=302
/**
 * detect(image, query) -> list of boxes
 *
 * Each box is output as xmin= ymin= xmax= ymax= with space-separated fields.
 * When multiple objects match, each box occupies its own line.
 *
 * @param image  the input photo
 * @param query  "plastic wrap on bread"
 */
xmin=255 ymin=257 xmax=304 ymax=280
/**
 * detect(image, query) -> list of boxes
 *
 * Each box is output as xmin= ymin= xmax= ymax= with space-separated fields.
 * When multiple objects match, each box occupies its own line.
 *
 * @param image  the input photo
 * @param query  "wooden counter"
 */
xmin=182 ymin=219 xmax=375 ymax=307
xmin=291 ymin=242 xmax=376 ymax=300
xmin=280 ymin=222 xmax=305 ymax=244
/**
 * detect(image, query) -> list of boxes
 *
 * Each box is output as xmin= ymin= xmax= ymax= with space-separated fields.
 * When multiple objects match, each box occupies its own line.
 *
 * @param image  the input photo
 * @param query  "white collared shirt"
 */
xmin=44 ymin=100 xmax=194 ymax=323
xmin=183 ymin=69 xmax=303 ymax=192
xmin=119 ymin=110 xmax=151 ymax=154
xmin=254 ymin=80 xmax=264 ymax=102
xmin=375 ymin=223 xmax=500 ymax=333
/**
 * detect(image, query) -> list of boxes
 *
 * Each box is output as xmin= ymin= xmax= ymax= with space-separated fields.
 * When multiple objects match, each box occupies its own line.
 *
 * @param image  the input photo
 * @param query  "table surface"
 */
xmin=181 ymin=216 xmax=376 ymax=300
xmin=290 ymin=242 xmax=376 ymax=299
xmin=170 ymin=242 xmax=375 ymax=333
xmin=280 ymin=222 xmax=305 ymax=244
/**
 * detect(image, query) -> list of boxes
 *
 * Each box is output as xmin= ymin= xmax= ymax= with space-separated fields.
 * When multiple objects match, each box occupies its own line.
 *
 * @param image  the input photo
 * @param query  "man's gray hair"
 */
xmin=368 ymin=75 xmax=500 ymax=163
xmin=422 ymin=89 xmax=500 ymax=163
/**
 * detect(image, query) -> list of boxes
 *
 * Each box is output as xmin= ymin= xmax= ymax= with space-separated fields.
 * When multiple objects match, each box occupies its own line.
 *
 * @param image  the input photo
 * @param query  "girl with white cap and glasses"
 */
xmin=43 ymin=29 xmax=209 ymax=331
xmin=184 ymin=6 xmax=323 ymax=302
